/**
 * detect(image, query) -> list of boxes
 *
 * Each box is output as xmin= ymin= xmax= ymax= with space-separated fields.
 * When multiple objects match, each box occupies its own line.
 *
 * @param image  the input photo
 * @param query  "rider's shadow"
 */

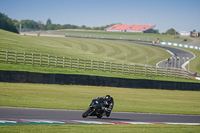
xmin=87 ymin=117 xmax=134 ymax=121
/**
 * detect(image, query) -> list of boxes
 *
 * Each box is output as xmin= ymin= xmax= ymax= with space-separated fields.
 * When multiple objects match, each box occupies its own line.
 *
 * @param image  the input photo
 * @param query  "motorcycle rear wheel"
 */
xmin=97 ymin=114 xmax=103 ymax=118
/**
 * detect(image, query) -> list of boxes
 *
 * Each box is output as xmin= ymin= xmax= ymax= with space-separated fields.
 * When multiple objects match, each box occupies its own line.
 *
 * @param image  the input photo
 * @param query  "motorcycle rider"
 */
xmin=83 ymin=95 xmax=114 ymax=118
xmin=102 ymin=95 xmax=114 ymax=117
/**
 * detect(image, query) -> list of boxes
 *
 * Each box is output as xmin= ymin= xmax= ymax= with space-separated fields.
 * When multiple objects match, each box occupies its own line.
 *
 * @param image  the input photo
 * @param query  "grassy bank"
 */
xmin=0 ymin=125 xmax=199 ymax=133
xmin=0 ymin=29 xmax=171 ymax=65
xmin=0 ymin=83 xmax=199 ymax=115
xmin=184 ymin=48 xmax=200 ymax=75
xmin=1 ymin=29 xmax=200 ymax=80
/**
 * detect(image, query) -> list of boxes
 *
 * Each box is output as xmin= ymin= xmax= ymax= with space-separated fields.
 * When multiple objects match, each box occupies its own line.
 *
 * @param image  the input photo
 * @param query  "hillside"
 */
xmin=0 ymin=29 xmax=171 ymax=65
xmin=1 ymin=29 xmax=200 ymax=82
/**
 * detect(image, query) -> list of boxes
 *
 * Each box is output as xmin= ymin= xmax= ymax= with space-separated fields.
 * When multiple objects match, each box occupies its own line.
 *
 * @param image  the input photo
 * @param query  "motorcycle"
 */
xmin=82 ymin=98 xmax=110 ymax=118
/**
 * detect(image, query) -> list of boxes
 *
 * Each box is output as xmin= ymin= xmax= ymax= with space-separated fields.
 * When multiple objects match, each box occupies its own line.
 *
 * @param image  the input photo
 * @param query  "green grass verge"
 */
xmin=0 ymin=83 xmax=200 ymax=115
xmin=1 ymin=62 xmax=199 ymax=83
xmin=183 ymin=49 xmax=200 ymax=75
xmin=0 ymin=125 xmax=199 ymax=133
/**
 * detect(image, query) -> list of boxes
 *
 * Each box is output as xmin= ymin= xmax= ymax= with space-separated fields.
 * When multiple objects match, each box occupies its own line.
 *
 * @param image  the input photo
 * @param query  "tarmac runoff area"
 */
xmin=0 ymin=107 xmax=200 ymax=125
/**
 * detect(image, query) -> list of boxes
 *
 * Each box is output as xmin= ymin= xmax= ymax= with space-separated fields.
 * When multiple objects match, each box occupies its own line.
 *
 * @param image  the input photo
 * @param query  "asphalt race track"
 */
xmin=0 ymin=107 xmax=200 ymax=125
xmin=155 ymin=46 xmax=194 ymax=69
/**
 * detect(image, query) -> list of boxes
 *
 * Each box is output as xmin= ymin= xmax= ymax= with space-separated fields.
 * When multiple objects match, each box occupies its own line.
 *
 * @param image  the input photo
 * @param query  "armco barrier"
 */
xmin=0 ymin=70 xmax=199 ymax=91
xmin=160 ymin=42 xmax=200 ymax=50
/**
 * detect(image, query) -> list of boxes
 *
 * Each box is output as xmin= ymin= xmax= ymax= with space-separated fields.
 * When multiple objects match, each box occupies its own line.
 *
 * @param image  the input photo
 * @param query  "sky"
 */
xmin=0 ymin=0 xmax=200 ymax=32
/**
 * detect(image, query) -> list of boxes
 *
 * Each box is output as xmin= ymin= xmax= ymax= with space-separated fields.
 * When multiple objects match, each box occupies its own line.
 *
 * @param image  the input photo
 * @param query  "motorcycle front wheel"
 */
xmin=82 ymin=108 xmax=91 ymax=118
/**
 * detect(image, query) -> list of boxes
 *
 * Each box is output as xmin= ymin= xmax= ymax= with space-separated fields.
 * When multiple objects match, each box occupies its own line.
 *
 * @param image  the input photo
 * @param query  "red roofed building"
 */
xmin=106 ymin=24 xmax=155 ymax=33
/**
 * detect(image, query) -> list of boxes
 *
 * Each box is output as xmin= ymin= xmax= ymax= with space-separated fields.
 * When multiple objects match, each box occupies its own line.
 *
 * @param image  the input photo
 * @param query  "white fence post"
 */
xmin=32 ymin=53 xmax=34 ymax=66
xmin=117 ymin=63 xmax=119 ymax=73
xmin=97 ymin=61 xmax=99 ymax=71
xmin=155 ymin=66 xmax=157 ymax=77
xmin=40 ymin=54 xmax=42 ymax=66
xmin=15 ymin=52 xmax=18 ymax=64
xmin=24 ymin=52 xmax=26 ymax=65
xmin=110 ymin=62 xmax=112 ymax=72
xmin=128 ymin=64 xmax=130 ymax=75
xmin=91 ymin=60 xmax=93 ymax=70
xmin=145 ymin=65 xmax=147 ymax=76
xmin=84 ymin=59 xmax=86 ymax=70
xmin=5 ymin=51 xmax=8 ymax=63
xmin=63 ymin=57 xmax=65 ymax=68
xmin=55 ymin=56 xmax=57 ymax=67
xmin=122 ymin=63 xmax=124 ymax=74
xmin=48 ymin=55 xmax=50 ymax=66
xmin=70 ymin=58 xmax=72 ymax=68
xmin=77 ymin=59 xmax=80 ymax=69
xmin=104 ymin=61 xmax=106 ymax=72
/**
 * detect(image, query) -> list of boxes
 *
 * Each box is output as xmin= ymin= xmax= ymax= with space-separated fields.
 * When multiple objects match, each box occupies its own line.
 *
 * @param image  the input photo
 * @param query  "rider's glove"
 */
xmin=104 ymin=108 xmax=111 ymax=112
xmin=104 ymin=107 xmax=108 ymax=111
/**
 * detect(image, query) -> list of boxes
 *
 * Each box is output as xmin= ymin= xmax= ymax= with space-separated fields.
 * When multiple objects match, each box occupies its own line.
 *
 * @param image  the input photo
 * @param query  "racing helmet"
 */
xmin=105 ymin=95 xmax=111 ymax=101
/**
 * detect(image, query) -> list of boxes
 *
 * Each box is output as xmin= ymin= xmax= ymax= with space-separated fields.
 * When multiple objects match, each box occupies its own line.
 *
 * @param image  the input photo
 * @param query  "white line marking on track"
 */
xmin=0 ymin=120 xmax=17 ymax=123
xmin=1 ymin=119 xmax=200 ymax=125
xmin=74 ymin=120 xmax=114 ymax=124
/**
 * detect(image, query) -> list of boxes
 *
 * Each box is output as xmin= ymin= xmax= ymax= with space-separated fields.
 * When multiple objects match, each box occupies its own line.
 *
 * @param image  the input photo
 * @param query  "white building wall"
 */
xmin=180 ymin=31 xmax=191 ymax=36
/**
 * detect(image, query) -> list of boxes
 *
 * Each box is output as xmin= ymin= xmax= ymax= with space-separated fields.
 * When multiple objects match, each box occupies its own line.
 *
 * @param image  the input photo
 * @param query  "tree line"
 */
xmin=0 ymin=12 xmax=115 ymax=33
xmin=0 ymin=12 xmax=179 ymax=35
xmin=0 ymin=12 xmax=19 ymax=33
xmin=19 ymin=18 xmax=115 ymax=31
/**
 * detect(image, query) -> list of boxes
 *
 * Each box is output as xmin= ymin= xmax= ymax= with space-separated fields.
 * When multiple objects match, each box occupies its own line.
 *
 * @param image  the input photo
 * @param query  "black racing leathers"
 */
xmin=95 ymin=97 xmax=114 ymax=117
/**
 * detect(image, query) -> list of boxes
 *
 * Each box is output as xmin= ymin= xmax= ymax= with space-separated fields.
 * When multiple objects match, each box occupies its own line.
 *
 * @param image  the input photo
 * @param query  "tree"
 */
xmin=0 ymin=12 xmax=19 ymax=33
xmin=46 ymin=24 xmax=57 ymax=30
xmin=12 ymin=19 xmax=19 ymax=27
xmin=46 ymin=18 xmax=52 ymax=25
xmin=45 ymin=18 xmax=54 ymax=30
xmin=37 ymin=21 xmax=45 ymax=30
xmin=81 ymin=25 xmax=86 ymax=29
xmin=165 ymin=28 xmax=177 ymax=35
xmin=144 ymin=29 xmax=159 ymax=33
xmin=20 ymin=20 xmax=39 ymax=31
